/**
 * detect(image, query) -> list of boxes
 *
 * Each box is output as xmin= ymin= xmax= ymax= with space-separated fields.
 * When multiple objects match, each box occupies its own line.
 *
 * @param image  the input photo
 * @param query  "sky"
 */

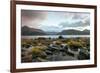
xmin=21 ymin=10 xmax=90 ymax=32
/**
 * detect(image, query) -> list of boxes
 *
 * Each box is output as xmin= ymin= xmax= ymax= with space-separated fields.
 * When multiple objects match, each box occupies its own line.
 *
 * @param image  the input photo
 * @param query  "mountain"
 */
xmin=82 ymin=29 xmax=90 ymax=34
xmin=58 ymin=29 xmax=90 ymax=35
xmin=21 ymin=26 xmax=90 ymax=35
xmin=21 ymin=26 xmax=46 ymax=35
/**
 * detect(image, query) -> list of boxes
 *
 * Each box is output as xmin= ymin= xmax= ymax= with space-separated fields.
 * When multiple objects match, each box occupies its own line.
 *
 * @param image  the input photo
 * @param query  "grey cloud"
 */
xmin=21 ymin=10 xmax=46 ymax=20
xmin=40 ymin=25 xmax=61 ymax=32
xmin=21 ymin=10 xmax=47 ymax=27
xmin=63 ymin=12 xmax=90 ymax=20
xmin=59 ymin=12 xmax=90 ymax=28
xmin=59 ymin=17 xmax=90 ymax=27
xmin=71 ymin=13 xmax=90 ymax=20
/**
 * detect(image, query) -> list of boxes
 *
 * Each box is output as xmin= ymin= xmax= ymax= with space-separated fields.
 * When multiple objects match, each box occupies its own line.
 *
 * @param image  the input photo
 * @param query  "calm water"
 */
xmin=21 ymin=35 xmax=90 ymax=39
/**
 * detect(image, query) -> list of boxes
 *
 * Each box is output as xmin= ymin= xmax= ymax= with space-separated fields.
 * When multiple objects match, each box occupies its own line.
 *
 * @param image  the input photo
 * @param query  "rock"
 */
xmin=21 ymin=46 xmax=33 ymax=63
xmin=25 ymin=44 xmax=31 ymax=48
xmin=62 ymin=52 xmax=67 ymax=56
xmin=78 ymin=49 xmax=90 ymax=60
xmin=21 ymin=55 xmax=32 ymax=62
xmin=39 ymin=52 xmax=47 ymax=58
xmin=66 ymin=51 xmax=74 ymax=57
xmin=45 ymin=50 xmax=52 ymax=55
xmin=63 ymin=45 xmax=69 ymax=51
xmin=37 ymin=57 xmax=48 ymax=62
xmin=32 ymin=59 xmax=37 ymax=62
xmin=32 ymin=51 xmax=47 ymax=59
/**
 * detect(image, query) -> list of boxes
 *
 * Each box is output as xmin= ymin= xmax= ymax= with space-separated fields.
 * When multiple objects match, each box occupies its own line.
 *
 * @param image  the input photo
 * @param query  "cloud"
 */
xmin=62 ymin=12 xmax=90 ymax=20
xmin=63 ymin=26 xmax=90 ymax=31
xmin=21 ymin=10 xmax=90 ymax=31
xmin=71 ymin=13 xmax=89 ymax=20
xmin=40 ymin=25 xmax=62 ymax=32
xmin=21 ymin=10 xmax=47 ymax=28
xmin=59 ymin=12 xmax=90 ymax=28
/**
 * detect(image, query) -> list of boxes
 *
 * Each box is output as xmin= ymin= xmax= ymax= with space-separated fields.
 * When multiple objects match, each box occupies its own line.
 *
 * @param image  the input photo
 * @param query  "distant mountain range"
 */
xmin=21 ymin=26 xmax=90 ymax=35
xmin=21 ymin=26 xmax=46 ymax=35
xmin=58 ymin=29 xmax=90 ymax=35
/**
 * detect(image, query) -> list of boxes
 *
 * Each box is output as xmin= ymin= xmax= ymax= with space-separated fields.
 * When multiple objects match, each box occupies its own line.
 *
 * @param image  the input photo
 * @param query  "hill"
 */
xmin=21 ymin=26 xmax=46 ymax=35
xmin=58 ymin=29 xmax=90 ymax=35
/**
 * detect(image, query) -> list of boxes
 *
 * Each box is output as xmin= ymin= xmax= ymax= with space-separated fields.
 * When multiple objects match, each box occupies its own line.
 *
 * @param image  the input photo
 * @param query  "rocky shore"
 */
xmin=21 ymin=37 xmax=90 ymax=63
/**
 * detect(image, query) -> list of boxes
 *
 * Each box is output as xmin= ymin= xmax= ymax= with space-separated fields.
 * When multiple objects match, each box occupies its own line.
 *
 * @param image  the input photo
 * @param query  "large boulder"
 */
xmin=78 ymin=49 xmax=90 ymax=60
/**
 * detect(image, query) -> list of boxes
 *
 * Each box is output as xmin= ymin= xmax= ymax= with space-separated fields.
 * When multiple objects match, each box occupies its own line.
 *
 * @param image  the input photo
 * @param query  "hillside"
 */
xmin=21 ymin=26 xmax=46 ymax=35
xmin=58 ymin=29 xmax=90 ymax=35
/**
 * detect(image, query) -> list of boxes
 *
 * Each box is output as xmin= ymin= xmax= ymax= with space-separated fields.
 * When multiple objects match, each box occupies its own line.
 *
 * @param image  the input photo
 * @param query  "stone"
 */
xmin=45 ymin=50 xmax=52 ymax=55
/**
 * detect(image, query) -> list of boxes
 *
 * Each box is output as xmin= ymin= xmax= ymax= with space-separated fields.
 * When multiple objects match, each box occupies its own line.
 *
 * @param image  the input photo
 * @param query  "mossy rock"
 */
xmin=37 ymin=57 xmax=48 ymax=62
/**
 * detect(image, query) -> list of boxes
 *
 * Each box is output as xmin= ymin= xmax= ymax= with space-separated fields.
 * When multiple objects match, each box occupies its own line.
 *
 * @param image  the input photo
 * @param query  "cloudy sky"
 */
xmin=21 ymin=10 xmax=90 ymax=32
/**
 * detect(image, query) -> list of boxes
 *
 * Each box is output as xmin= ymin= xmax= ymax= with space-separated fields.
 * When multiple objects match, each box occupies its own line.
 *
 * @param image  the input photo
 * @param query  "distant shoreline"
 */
xmin=21 ymin=35 xmax=90 ymax=39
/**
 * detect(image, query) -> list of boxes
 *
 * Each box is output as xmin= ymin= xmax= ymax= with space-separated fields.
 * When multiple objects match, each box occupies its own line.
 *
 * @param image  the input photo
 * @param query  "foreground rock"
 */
xmin=21 ymin=43 xmax=90 ymax=62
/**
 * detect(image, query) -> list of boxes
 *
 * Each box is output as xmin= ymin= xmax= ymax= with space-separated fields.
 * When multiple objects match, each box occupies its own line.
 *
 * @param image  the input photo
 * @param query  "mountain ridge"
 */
xmin=21 ymin=26 xmax=90 ymax=35
xmin=58 ymin=29 xmax=90 ymax=35
xmin=21 ymin=26 xmax=46 ymax=35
